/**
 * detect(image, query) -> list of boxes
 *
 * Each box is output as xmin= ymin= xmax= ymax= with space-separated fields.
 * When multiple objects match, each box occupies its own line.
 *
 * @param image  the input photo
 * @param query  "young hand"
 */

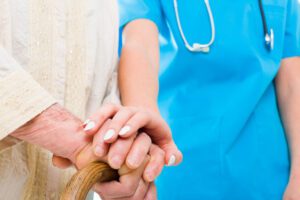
xmin=83 ymin=104 xmax=183 ymax=167
xmin=53 ymin=119 xmax=165 ymax=182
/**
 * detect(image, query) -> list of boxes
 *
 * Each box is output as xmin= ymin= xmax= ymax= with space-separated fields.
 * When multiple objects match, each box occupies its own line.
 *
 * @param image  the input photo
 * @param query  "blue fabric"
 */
xmin=282 ymin=0 xmax=300 ymax=58
xmin=118 ymin=0 xmax=300 ymax=199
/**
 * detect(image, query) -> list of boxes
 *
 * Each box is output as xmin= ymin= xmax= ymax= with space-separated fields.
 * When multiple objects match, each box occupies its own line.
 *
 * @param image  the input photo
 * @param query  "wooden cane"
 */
xmin=60 ymin=161 xmax=119 ymax=200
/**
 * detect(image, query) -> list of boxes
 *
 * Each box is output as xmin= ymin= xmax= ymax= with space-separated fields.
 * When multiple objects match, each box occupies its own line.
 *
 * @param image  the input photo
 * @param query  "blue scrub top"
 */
xmin=118 ymin=0 xmax=300 ymax=199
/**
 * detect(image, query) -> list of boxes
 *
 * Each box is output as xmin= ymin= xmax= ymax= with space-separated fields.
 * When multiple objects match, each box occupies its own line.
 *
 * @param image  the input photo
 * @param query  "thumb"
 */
xmin=52 ymin=155 xmax=73 ymax=169
xmin=148 ymin=117 xmax=183 ymax=166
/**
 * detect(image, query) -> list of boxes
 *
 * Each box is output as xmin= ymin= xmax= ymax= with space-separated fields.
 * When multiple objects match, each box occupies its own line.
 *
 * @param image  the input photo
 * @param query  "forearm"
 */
xmin=276 ymin=57 xmax=300 ymax=181
xmin=11 ymin=104 xmax=89 ymax=162
xmin=278 ymin=91 xmax=300 ymax=178
xmin=119 ymin=19 xmax=160 ymax=113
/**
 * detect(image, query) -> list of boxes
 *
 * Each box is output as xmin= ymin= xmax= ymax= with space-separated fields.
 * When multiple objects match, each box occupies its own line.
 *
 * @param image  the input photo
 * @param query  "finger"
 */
xmin=52 ymin=155 xmax=72 ymax=169
xmin=103 ymin=107 xmax=137 ymax=143
xmin=123 ymin=111 xmax=183 ymax=166
xmin=144 ymin=183 xmax=157 ymax=200
xmin=94 ymin=179 xmax=149 ymax=200
xmin=163 ymin=141 xmax=183 ymax=167
xmin=143 ymin=144 xmax=165 ymax=182
xmin=94 ymin=156 xmax=149 ymax=198
xmin=117 ymin=111 xmax=150 ymax=138
xmin=111 ymin=109 xmax=183 ymax=167
xmin=83 ymin=104 xmax=121 ymax=134
xmin=92 ymin=120 xmax=111 ymax=157
xmin=132 ymin=179 xmax=149 ymax=200
xmin=126 ymin=133 xmax=152 ymax=169
xmin=108 ymin=135 xmax=135 ymax=169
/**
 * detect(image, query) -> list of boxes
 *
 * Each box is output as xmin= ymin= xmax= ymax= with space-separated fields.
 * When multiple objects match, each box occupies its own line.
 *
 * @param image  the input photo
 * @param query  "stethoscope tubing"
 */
xmin=173 ymin=0 xmax=274 ymax=53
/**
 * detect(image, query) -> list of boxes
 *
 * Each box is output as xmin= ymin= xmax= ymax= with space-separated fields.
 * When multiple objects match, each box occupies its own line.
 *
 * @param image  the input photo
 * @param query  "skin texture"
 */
xmin=11 ymin=18 xmax=181 ymax=200
xmin=120 ymin=19 xmax=300 ymax=198
xmin=118 ymin=19 xmax=183 ymax=166
xmin=119 ymin=19 xmax=160 ymax=113
xmin=12 ymin=103 xmax=166 ymax=199
xmin=276 ymin=57 xmax=300 ymax=200
xmin=11 ymin=104 xmax=90 ymax=163
xmin=84 ymin=105 xmax=182 ymax=169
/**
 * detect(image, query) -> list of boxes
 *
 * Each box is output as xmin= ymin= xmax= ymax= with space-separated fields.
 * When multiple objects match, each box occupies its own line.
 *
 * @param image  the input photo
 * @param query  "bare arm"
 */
xmin=119 ymin=19 xmax=160 ymax=112
xmin=276 ymin=57 xmax=300 ymax=198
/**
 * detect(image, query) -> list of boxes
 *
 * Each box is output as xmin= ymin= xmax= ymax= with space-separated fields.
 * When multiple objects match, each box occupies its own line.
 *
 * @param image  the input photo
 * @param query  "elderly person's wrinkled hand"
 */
xmin=52 ymin=103 xmax=183 ymax=199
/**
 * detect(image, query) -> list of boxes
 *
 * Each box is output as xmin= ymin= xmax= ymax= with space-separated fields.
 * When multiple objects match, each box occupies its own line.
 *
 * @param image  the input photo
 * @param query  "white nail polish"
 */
xmin=119 ymin=125 xmax=131 ymax=136
xmin=104 ymin=129 xmax=115 ymax=141
xmin=83 ymin=119 xmax=91 ymax=126
xmin=167 ymin=155 xmax=176 ymax=166
xmin=83 ymin=121 xmax=96 ymax=131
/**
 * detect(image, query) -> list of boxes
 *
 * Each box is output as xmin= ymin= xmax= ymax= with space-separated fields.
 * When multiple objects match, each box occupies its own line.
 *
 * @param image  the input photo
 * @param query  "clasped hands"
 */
xmin=51 ymin=104 xmax=183 ymax=200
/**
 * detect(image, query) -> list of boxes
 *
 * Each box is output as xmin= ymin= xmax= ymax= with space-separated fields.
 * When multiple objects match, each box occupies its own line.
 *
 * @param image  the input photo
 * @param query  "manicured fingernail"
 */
xmin=167 ymin=155 xmax=176 ymax=166
xmin=104 ymin=129 xmax=115 ymax=141
xmin=83 ymin=119 xmax=91 ymax=126
xmin=83 ymin=121 xmax=95 ymax=131
xmin=119 ymin=125 xmax=131 ymax=136
xmin=94 ymin=146 xmax=104 ymax=156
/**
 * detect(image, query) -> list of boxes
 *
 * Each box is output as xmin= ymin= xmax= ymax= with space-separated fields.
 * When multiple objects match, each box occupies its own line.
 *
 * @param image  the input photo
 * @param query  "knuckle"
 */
xmin=107 ymin=103 xmax=120 ymax=111
xmin=157 ymin=148 xmax=166 ymax=158
xmin=109 ymin=120 xmax=121 ymax=129
xmin=97 ymin=113 xmax=107 ymax=121
xmin=151 ymin=145 xmax=165 ymax=157
xmin=122 ymin=107 xmax=135 ymax=116
xmin=140 ymin=110 xmax=149 ymax=118
xmin=150 ymin=165 xmax=159 ymax=175
xmin=127 ymin=106 xmax=137 ymax=112
xmin=139 ymin=133 xmax=151 ymax=143
xmin=152 ymin=158 xmax=164 ymax=171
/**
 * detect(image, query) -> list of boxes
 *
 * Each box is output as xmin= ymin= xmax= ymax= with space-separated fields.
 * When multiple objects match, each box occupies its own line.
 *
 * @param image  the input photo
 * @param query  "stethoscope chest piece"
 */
xmin=174 ymin=0 xmax=215 ymax=53
xmin=174 ymin=0 xmax=275 ymax=53
xmin=265 ymin=28 xmax=274 ymax=51
xmin=191 ymin=43 xmax=210 ymax=53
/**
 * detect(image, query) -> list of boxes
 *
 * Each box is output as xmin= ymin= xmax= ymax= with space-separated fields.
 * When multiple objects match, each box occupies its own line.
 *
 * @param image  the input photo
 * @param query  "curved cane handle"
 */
xmin=60 ymin=161 xmax=119 ymax=200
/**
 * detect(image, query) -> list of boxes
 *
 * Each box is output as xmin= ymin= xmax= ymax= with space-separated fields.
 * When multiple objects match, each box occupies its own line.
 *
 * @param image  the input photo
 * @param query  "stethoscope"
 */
xmin=174 ymin=0 xmax=274 ymax=53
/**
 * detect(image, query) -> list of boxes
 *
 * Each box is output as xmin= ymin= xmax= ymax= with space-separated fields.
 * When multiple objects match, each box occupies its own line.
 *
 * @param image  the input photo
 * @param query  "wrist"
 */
xmin=11 ymin=104 xmax=89 ymax=162
xmin=289 ymin=158 xmax=300 ymax=183
xmin=122 ymin=102 xmax=160 ymax=115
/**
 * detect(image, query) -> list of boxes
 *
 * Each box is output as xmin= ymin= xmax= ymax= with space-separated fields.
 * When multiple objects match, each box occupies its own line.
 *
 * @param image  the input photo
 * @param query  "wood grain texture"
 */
xmin=60 ymin=161 xmax=119 ymax=200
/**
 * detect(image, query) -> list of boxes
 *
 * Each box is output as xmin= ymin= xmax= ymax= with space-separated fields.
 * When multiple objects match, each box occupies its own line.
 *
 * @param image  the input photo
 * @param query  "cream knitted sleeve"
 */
xmin=0 ymin=47 xmax=56 ymax=140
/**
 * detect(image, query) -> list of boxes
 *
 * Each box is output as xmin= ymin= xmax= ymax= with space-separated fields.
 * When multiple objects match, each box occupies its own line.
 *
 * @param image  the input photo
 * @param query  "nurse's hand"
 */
xmin=83 ymin=104 xmax=183 ymax=167
xmin=54 ymin=119 xmax=165 ymax=182
xmin=94 ymin=157 xmax=157 ymax=200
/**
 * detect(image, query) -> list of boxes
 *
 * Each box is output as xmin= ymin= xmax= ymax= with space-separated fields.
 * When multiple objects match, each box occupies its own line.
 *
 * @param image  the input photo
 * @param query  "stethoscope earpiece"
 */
xmin=174 ymin=0 xmax=274 ymax=53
